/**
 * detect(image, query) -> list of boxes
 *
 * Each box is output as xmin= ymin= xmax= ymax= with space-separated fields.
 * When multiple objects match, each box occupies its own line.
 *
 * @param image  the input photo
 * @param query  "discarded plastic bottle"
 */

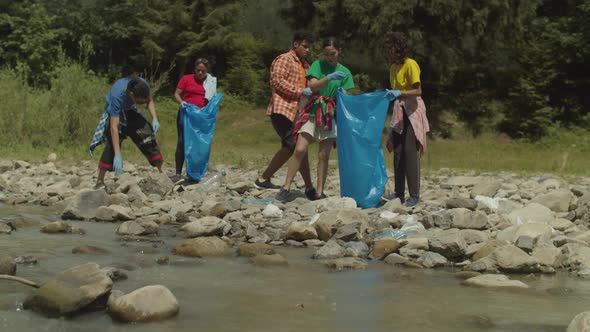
xmin=221 ymin=168 xmax=227 ymax=186
xmin=200 ymin=171 xmax=221 ymax=191
xmin=374 ymin=227 xmax=407 ymax=240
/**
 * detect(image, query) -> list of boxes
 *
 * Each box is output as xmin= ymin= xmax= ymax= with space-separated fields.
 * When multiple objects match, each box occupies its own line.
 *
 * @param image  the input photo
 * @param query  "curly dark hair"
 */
xmin=384 ymin=32 xmax=411 ymax=65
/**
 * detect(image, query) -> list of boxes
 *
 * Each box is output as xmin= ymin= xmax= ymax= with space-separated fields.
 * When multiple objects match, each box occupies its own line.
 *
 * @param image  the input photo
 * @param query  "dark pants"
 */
xmin=99 ymin=109 xmax=163 ymax=171
xmin=271 ymin=113 xmax=295 ymax=151
xmin=393 ymin=110 xmax=420 ymax=201
xmin=175 ymin=109 xmax=184 ymax=175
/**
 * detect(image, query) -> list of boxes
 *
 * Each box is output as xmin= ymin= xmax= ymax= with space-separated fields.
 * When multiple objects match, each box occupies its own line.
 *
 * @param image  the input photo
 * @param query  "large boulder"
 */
xmin=312 ymin=239 xmax=346 ymax=259
xmin=463 ymin=274 xmax=529 ymax=289
xmin=62 ymin=189 xmax=109 ymax=220
xmin=138 ymin=173 xmax=174 ymax=197
xmin=180 ymin=216 xmax=228 ymax=237
xmin=507 ymin=203 xmax=554 ymax=225
xmin=450 ymin=208 xmax=488 ymax=230
xmin=95 ymin=205 xmax=134 ymax=222
xmin=24 ymin=263 xmax=113 ymax=317
xmin=496 ymin=223 xmax=553 ymax=245
xmin=417 ymin=252 xmax=448 ymax=268
xmin=368 ymin=239 xmax=401 ymax=260
xmin=568 ymin=311 xmax=590 ymax=332
xmin=531 ymin=189 xmax=574 ymax=212
xmin=428 ymin=229 xmax=467 ymax=259
xmin=108 ymin=285 xmax=179 ymax=322
xmin=314 ymin=209 xmax=369 ymax=241
xmin=116 ymin=220 xmax=159 ymax=236
xmin=173 ymin=237 xmax=231 ymax=257
xmin=470 ymin=181 xmax=502 ymax=198
xmin=0 ymin=256 xmax=16 ymax=275
xmin=286 ymin=222 xmax=318 ymax=241
xmin=490 ymin=245 xmax=540 ymax=273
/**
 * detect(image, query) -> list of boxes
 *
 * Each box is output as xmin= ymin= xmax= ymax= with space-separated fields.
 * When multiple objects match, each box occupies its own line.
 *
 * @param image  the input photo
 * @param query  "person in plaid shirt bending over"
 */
xmin=255 ymin=30 xmax=317 ymax=200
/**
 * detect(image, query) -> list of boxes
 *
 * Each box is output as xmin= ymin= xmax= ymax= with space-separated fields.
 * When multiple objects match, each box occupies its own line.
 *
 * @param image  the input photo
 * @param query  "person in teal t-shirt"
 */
xmin=276 ymin=37 xmax=355 ymax=202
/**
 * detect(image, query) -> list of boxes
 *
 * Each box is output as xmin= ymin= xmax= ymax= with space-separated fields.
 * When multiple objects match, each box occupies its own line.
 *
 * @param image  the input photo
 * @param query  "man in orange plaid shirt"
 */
xmin=255 ymin=31 xmax=317 ymax=200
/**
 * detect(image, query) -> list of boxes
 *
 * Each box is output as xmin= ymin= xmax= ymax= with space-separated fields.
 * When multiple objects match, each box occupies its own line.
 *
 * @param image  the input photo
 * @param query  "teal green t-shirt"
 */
xmin=306 ymin=60 xmax=354 ymax=98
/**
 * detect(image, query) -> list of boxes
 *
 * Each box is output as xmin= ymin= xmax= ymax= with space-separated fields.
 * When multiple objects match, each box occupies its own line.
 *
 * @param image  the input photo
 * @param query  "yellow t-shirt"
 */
xmin=389 ymin=58 xmax=421 ymax=91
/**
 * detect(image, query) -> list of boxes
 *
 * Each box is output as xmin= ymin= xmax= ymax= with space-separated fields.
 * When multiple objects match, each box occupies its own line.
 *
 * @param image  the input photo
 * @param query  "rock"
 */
xmin=568 ymin=311 xmax=590 ymax=332
xmin=446 ymin=198 xmax=478 ymax=210
xmin=100 ymin=267 xmax=128 ymax=282
xmin=303 ymin=239 xmax=325 ymax=247
xmin=173 ymin=237 xmax=231 ymax=257
xmin=497 ymin=223 xmax=553 ymax=245
xmin=450 ymin=208 xmax=488 ymax=230
xmin=383 ymin=253 xmax=423 ymax=268
xmin=472 ymin=240 xmax=505 ymax=261
xmin=95 ymin=205 xmax=134 ymax=221
xmin=532 ymin=245 xmax=561 ymax=267
xmin=46 ymin=153 xmax=57 ymax=162
xmin=262 ymin=204 xmax=283 ymax=218
xmin=13 ymin=255 xmax=38 ymax=265
xmin=463 ymin=274 xmax=529 ymax=289
xmin=117 ymin=220 xmax=159 ymax=236
xmin=400 ymin=238 xmax=429 ymax=250
xmin=238 ymin=243 xmax=275 ymax=257
xmin=470 ymin=181 xmax=501 ymax=198
xmin=333 ymin=223 xmax=361 ymax=241
xmin=9 ymin=217 xmax=42 ymax=229
xmin=227 ymin=181 xmax=252 ymax=194
xmin=515 ymin=235 xmax=536 ymax=252
xmin=108 ymin=285 xmax=179 ymax=322
xmin=532 ymin=189 xmax=574 ymax=212
xmin=250 ymin=254 xmax=288 ymax=267
xmin=45 ymin=181 xmax=72 ymax=197
xmin=0 ymin=256 xmax=16 ymax=275
xmin=108 ymin=193 xmax=129 ymax=206
xmin=429 ymin=229 xmax=467 ymax=259
xmin=138 ymin=173 xmax=174 ymax=197
xmin=444 ymin=176 xmax=481 ymax=187
xmin=62 ymin=189 xmax=109 ymax=220
xmin=14 ymin=160 xmax=31 ymax=169
xmin=382 ymin=198 xmax=404 ymax=212
xmin=460 ymin=229 xmax=489 ymax=245
xmin=325 ymin=257 xmax=368 ymax=271
xmin=314 ymin=209 xmax=369 ymax=241
xmin=180 ymin=216 xmax=228 ymax=237
xmin=40 ymin=221 xmax=85 ymax=235
xmin=0 ymin=223 xmax=12 ymax=234
xmin=550 ymin=218 xmax=574 ymax=231
xmin=72 ymin=245 xmax=110 ymax=255
xmin=24 ymin=263 xmax=113 ymax=317
xmin=560 ymin=244 xmax=590 ymax=269
xmin=368 ymin=239 xmax=401 ymax=260
xmin=316 ymin=197 xmax=357 ymax=211
xmin=507 ymin=203 xmax=554 ymax=225
xmin=417 ymin=252 xmax=448 ymax=268
xmin=491 ymin=245 xmax=539 ymax=273
xmin=312 ymin=239 xmax=346 ymax=259
xmin=286 ymin=222 xmax=318 ymax=241
xmin=343 ymin=241 xmax=370 ymax=258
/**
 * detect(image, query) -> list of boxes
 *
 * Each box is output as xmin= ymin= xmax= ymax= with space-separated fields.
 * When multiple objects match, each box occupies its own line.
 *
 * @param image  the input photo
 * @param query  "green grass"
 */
xmin=1 ymin=64 xmax=589 ymax=177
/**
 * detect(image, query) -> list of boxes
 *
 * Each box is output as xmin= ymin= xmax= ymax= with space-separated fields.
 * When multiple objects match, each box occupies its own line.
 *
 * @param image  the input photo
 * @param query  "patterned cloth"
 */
xmin=266 ymin=50 xmax=308 ymax=122
xmin=292 ymin=94 xmax=336 ymax=141
xmin=89 ymin=110 xmax=109 ymax=156
xmin=390 ymin=96 xmax=430 ymax=152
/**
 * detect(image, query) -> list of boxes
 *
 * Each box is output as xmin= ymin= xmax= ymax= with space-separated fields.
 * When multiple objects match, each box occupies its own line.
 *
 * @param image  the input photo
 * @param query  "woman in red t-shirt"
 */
xmin=171 ymin=58 xmax=213 ymax=183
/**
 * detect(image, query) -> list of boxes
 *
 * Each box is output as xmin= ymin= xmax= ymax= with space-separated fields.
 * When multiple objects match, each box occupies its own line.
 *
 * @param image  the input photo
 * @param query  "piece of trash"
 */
xmin=308 ymin=213 xmax=320 ymax=225
xmin=379 ymin=211 xmax=399 ymax=219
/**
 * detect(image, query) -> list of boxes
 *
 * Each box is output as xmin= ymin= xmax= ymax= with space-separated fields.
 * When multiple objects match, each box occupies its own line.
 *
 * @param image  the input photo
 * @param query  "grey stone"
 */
xmin=286 ymin=222 xmax=318 ymax=241
xmin=314 ymin=209 xmax=369 ymax=241
xmin=325 ymin=257 xmax=368 ymax=271
xmin=0 ymin=256 xmax=16 ymax=275
xmin=508 ymin=203 xmax=554 ymax=225
xmin=429 ymin=229 xmax=467 ymax=259
xmin=491 ymin=245 xmax=539 ymax=273
xmin=138 ymin=173 xmax=174 ymax=197
xmin=117 ymin=220 xmax=159 ymax=236
xmin=180 ymin=216 xmax=228 ymax=237
xmin=95 ymin=205 xmax=134 ymax=221
xmin=451 ymin=208 xmax=488 ymax=230
xmin=62 ymin=189 xmax=109 ymax=220
xmin=173 ymin=237 xmax=231 ymax=257
xmin=463 ymin=274 xmax=529 ymax=289
xmin=417 ymin=252 xmax=448 ymax=268
xmin=238 ymin=243 xmax=275 ymax=257
xmin=24 ymin=263 xmax=113 ymax=317
xmin=0 ymin=223 xmax=12 ymax=234
xmin=108 ymin=285 xmax=179 ymax=322
xmin=446 ymin=198 xmax=478 ymax=210
xmin=250 ymin=254 xmax=288 ymax=267
xmin=312 ymin=239 xmax=346 ymax=259
xmin=343 ymin=241 xmax=370 ymax=258
xmin=532 ymin=189 xmax=574 ymax=212
xmin=470 ymin=181 xmax=502 ymax=198
xmin=567 ymin=311 xmax=590 ymax=332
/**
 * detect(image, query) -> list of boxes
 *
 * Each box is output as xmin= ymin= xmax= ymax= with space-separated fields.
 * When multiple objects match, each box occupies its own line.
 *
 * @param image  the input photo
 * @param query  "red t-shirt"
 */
xmin=177 ymin=74 xmax=207 ymax=108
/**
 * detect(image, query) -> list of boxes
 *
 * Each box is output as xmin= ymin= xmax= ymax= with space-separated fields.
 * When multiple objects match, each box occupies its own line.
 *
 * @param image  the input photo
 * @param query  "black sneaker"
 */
xmin=255 ymin=178 xmax=281 ymax=190
xmin=275 ymin=188 xmax=290 ymax=202
xmin=405 ymin=197 xmax=420 ymax=207
xmin=169 ymin=174 xmax=184 ymax=185
xmin=304 ymin=187 xmax=317 ymax=200
xmin=316 ymin=193 xmax=327 ymax=200
xmin=381 ymin=193 xmax=400 ymax=202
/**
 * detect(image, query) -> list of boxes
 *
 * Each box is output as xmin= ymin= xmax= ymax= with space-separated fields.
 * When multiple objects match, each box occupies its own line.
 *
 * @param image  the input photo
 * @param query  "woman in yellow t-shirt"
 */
xmin=382 ymin=32 xmax=430 ymax=208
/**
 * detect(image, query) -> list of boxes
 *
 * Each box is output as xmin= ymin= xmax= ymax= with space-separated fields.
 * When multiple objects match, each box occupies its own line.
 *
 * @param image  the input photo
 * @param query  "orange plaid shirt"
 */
xmin=266 ymin=50 xmax=308 ymax=122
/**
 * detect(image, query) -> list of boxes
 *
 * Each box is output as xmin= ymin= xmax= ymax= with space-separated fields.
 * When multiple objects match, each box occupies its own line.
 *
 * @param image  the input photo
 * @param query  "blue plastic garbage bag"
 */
xmin=336 ymin=89 xmax=390 ymax=208
xmin=183 ymin=93 xmax=224 ymax=181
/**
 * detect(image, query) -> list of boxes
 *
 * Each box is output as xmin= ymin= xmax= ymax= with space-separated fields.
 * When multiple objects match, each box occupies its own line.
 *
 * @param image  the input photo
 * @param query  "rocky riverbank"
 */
xmin=1 ymin=157 xmax=590 ymax=329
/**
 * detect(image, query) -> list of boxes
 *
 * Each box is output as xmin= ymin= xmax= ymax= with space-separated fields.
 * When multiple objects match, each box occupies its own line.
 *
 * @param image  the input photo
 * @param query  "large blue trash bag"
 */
xmin=336 ymin=89 xmax=390 ymax=208
xmin=183 ymin=93 xmax=224 ymax=181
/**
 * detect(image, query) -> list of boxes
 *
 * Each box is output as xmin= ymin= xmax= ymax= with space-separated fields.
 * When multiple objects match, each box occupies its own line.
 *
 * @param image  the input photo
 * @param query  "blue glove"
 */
xmin=113 ymin=153 xmax=123 ymax=176
xmin=180 ymin=101 xmax=189 ymax=109
xmin=385 ymin=89 xmax=402 ymax=101
xmin=326 ymin=71 xmax=346 ymax=81
xmin=151 ymin=118 xmax=160 ymax=134
xmin=302 ymin=87 xmax=312 ymax=97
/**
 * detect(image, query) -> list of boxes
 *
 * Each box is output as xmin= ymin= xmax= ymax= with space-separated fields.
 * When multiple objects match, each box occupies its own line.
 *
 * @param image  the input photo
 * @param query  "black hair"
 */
xmin=126 ymin=77 xmax=150 ymax=99
xmin=194 ymin=57 xmax=210 ymax=69
xmin=323 ymin=36 xmax=340 ymax=49
xmin=384 ymin=32 xmax=411 ymax=65
xmin=293 ymin=30 xmax=315 ymax=44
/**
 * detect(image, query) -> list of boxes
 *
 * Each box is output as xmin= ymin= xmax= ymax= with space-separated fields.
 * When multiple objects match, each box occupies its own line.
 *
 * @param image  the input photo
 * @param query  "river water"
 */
xmin=0 ymin=203 xmax=587 ymax=331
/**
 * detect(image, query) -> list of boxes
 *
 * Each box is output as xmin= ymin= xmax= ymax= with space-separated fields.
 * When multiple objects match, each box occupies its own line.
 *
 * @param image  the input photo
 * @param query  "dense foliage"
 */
xmin=0 ymin=0 xmax=587 ymax=139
